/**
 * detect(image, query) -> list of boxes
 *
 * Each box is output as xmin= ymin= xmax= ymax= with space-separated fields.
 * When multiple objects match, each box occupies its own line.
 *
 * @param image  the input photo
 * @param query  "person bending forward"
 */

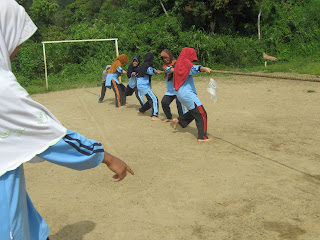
xmin=172 ymin=47 xmax=212 ymax=142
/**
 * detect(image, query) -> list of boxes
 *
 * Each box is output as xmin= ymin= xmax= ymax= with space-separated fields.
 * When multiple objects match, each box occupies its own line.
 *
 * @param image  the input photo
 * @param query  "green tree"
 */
xmin=30 ymin=0 xmax=59 ymax=26
xmin=62 ymin=0 xmax=104 ymax=25
xmin=170 ymin=0 xmax=257 ymax=35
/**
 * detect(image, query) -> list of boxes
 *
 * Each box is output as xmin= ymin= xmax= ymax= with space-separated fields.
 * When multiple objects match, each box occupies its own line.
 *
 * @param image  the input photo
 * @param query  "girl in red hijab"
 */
xmin=172 ymin=48 xmax=212 ymax=142
xmin=160 ymin=49 xmax=186 ymax=122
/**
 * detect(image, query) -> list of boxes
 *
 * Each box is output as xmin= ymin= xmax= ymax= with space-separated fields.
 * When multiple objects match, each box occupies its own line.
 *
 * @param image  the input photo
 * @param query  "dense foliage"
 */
xmin=13 ymin=0 xmax=320 ymax=88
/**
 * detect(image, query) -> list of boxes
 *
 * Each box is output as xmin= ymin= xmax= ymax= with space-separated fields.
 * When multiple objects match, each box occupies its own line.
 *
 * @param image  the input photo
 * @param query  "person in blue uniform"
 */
xmin=172 ymin=47 xmax=212 ymax=142
xmin=0 ymin=1 xmax=134 ymax=240
xmin=136 ymin=52 xmax=162 ymax=121
xmin=125 ymin=56 xmax=145 ymax=106
xmin=160 ymin=49 xmax=186 ymax=122
xmin=106 ymin=54 xmax=129 ymax=107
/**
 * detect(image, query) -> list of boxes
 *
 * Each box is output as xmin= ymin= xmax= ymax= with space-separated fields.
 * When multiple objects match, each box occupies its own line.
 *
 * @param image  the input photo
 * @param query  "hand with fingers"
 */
xmin=102 ymin=151 xmax=134 ymax=182
xmin=200 ymin=67 xmax=212 ymax=74
xmin=154 ymin=70 xmax=163 ymax=74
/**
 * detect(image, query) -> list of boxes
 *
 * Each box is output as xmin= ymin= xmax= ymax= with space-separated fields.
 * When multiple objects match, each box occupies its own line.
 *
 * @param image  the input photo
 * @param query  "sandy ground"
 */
xmin=24 ymin=74 xmax=320 ymax=240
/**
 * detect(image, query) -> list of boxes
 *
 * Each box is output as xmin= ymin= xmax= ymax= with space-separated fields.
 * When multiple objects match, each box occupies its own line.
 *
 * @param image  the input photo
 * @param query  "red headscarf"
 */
xmin=173 ymin=48 xmax=198 ymax=91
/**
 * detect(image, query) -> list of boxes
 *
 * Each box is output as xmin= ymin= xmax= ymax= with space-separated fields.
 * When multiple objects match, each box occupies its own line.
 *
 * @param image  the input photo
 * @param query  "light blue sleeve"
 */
xmin=37 ymin=130 xmax=104 ymax=171
xmin=189 ymin=65 xmax=202 ymax=75
xmin=147 ymin=67 xmax=156 ymax=75
xmin=116 ymin=66 xmax=123 ymax=73
xmin=165 ymin=66 xmax=173 ymax=75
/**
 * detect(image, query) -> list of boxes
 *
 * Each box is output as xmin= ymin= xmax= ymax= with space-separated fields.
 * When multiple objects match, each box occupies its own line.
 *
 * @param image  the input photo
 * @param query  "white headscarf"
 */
xmin=0 ymin=0 xmax=67 ymax=177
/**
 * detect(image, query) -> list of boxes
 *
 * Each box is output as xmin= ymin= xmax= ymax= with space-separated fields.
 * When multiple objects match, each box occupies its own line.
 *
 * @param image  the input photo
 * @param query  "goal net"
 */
xmin=42 ymin=38 xmax=119 ymax=90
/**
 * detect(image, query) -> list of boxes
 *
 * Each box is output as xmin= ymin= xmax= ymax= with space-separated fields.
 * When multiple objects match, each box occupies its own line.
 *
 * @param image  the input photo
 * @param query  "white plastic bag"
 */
xmin=207 ymin=78 xmax=219 ymax=103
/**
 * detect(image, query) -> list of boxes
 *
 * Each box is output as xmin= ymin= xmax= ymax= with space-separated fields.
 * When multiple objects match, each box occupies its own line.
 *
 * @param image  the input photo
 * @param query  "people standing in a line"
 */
xmin=0 ymin=1 xmax=134 ymax=239
xmin=98 ymin=65 xmax=111 ymax=103
xmin=160 ymin=49 xmax=186 ymax=122
xmin=136 ymin=52 xmax=162 ymax=121
xmin=172 ymin=47 xmax=212 ymax=142
xmin=125 ymin=56 xmax=145 ymax=106
xmin=106 ymin=54 xmax=129 ymax=108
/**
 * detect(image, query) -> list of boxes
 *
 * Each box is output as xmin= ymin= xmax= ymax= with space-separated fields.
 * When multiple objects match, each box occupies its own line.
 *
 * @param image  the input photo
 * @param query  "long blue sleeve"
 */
xmin=38 ymin=130 xmax=104 ymax=171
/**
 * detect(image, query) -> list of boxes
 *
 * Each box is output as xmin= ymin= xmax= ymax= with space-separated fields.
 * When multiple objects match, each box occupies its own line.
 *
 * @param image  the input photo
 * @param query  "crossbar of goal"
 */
xmin=41 ymin=38 xmax=119 ymax=90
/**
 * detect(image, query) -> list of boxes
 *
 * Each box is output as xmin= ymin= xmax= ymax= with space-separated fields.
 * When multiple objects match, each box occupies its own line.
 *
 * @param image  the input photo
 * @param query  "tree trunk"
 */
xmin=210 ymin=14 xmax=217 ymax=33
xmin=159 ymin=0 xmax=168 ymax=17
xmin=257 ymin=0 xmax=263 ymax=40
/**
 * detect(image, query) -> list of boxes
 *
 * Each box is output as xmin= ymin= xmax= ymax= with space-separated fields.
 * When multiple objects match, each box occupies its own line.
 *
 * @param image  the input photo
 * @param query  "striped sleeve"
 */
xmin=37 ymin=130 xmax=104 ymax=171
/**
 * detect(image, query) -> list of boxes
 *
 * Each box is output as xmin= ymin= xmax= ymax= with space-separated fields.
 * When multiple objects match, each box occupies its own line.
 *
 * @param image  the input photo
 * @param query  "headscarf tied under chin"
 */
xmin=173 ymin=47 xmax=198 ymax=91
xmin=138 ymin=52 xmax=154 ymax=77
xmin=126 ymin=56 xmax=140 ymax=78
xmin=0 ymin=0 xmax=67 ymax=177
xmin=108 ymin=54 xmax=129 ymax=74
xmin=161 ymin=49 xmax=176 ymax=81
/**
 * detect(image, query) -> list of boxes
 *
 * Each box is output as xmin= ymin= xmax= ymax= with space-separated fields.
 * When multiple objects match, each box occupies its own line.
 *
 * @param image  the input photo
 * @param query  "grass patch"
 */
xmin=229 ymin=57 xmax=320 ymax=76
xmin=307 ymin=90 xmax=316 ymax=93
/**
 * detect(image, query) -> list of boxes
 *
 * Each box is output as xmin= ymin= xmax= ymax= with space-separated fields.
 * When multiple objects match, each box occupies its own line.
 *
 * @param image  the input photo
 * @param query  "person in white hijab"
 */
xmin=0 ymin=1 xmax=134 ymax=239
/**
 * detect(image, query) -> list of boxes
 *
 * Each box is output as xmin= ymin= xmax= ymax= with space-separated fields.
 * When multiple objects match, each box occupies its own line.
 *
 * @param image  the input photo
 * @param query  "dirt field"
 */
xmin=24 ymin=74 xmax=320 ymax=240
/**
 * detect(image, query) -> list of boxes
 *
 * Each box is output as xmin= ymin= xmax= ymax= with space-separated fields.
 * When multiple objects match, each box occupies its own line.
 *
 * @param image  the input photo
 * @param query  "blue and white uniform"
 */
xmin=175 ymin=64 xmax=208 ymax=140
xmin=105 ymin=66 xmax=123 ymax=87
xmin=126 ymin=75 xmax=145 ymax=106
xmin=127 ymin=75 xmax=137 ymax=89
xmin=160 ymin=67 xmax=186 ymax=119
xmin=137 ymin=67 xmax=155 ymax=95
xmin=164 ymin=66 xmax=176 ymax=96
xmin=137 ymin=67 xmax=159 ymax=117
xmin=0 ymin=130 xmax=104 ymax=240
xmin=106 ymin=66 xmax=126 ymax=107
xmin=176 ymin=65 xmax=202 ymax=110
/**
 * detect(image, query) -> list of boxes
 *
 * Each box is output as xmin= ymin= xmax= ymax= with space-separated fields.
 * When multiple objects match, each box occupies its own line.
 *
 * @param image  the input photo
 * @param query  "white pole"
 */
xmin=41 ymin=38 xmax=119 ymax=44
xmin=115 ymin=39 xmax=119 ymax=57
xmin=115 ymin=39 xmax=121 ymax=82
xmin=42 ymin=43 xmax=48 ymax=90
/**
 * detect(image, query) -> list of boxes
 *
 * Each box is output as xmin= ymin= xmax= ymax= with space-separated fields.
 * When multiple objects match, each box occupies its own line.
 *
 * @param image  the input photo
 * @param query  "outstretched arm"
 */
xmin=200 ymin=67 xmax=212 ymax=73
xmin=38 ymin=130 xmax=134 ymax=182
xmin=154 ymin=70 xmax=163 ymax=74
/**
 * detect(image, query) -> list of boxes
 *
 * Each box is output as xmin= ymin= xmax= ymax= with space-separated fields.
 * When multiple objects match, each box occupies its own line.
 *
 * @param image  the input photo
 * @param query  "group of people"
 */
xmin=0 ymin=1 xmax=214 ymax=239
xmin=99 ymin=48 xmax=212 ymax=142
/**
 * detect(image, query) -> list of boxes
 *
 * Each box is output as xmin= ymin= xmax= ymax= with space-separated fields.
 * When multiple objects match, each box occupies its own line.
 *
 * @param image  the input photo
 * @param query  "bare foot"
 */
xmin=197 ymin=138 xmax=212 ymax=142
xmin=163 ymin=119 xmax=173 ymax=122
xmin=151 ymin=116 xmax=160 ymax=121
xmin=138 ymin=110 xmax=145 ymax=114
xmin=172 ymin=118 xmax=179 ymax=129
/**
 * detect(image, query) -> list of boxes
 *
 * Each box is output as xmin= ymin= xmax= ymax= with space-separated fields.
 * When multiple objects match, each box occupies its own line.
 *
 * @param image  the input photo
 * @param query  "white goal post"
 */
xmin=41 ymin=38 xmax=119 ymax=90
